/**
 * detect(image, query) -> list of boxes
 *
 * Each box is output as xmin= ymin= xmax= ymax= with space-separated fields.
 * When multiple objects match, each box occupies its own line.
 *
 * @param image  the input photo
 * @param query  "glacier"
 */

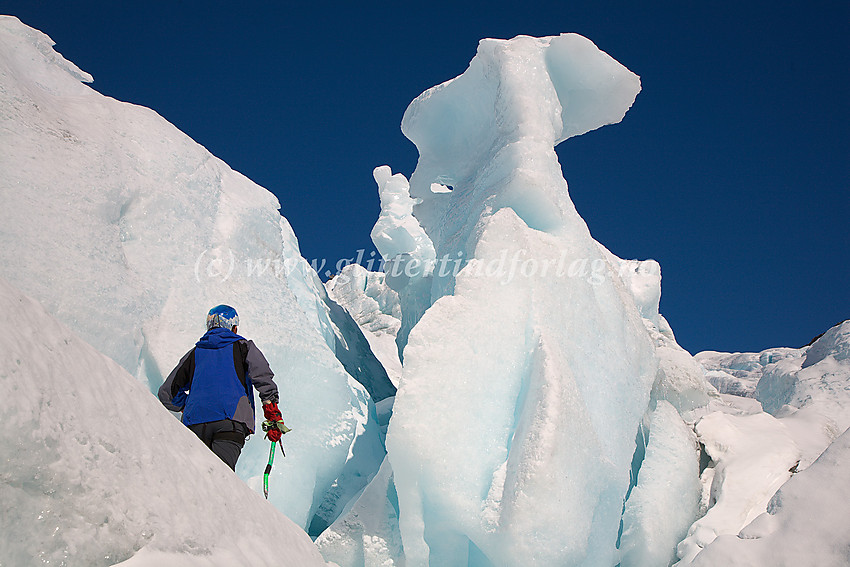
xmin=0 ymin=14 xmax=389 ymax=538
xmin=2 ymin=12 xmax=849 ymax=567
xmin=323 ymin=32 xmax=849 ymax=567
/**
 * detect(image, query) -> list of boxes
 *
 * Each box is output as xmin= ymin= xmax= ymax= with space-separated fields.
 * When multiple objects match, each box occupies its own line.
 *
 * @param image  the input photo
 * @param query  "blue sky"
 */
xmin=5 ymin=1 xmax=848 ymax=355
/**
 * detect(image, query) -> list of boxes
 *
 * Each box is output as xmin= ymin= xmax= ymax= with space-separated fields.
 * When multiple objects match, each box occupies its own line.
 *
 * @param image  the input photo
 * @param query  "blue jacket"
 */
xmin=158 ymin=328 xmax=279 ymax=433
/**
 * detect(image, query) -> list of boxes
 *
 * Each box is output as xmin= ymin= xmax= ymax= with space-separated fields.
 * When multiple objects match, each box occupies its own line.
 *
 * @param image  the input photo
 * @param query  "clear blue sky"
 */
xmin=5 ymin=1 xmax=848 ymax=355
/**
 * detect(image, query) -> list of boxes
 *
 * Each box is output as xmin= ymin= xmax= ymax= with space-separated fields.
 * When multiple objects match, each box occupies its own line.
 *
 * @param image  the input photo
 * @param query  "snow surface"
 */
xmin=689 ymin=427 xmax=850 ymax=567
xmin=0 ymin=276 xmax=326 ymax=566
xmin=0 ymin=15 xmax=385 ymax=535
xmin=675 ymin=410 xmax=800 ymax=564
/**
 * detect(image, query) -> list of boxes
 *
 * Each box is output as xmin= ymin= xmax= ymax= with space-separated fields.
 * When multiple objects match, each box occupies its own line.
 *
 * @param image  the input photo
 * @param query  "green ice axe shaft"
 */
xmin=264 ymin=440 xmax=275 ymax=499
xmin=261 ymin=418 xmax=289 ymax=499
xmin=263 ymin=439 xmax=286 ymax=499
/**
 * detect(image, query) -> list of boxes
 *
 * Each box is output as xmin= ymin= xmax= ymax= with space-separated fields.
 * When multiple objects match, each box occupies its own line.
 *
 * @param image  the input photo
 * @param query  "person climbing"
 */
xmin=158 ymin=304 xmax=289 ymax=470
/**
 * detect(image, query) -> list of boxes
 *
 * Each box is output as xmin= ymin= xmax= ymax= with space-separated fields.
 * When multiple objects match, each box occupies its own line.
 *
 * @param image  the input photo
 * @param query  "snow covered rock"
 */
xmin=0 ymin=276 xmax=326 ymax=566
xmin=0 ymin=15 xmax=382 ymax=533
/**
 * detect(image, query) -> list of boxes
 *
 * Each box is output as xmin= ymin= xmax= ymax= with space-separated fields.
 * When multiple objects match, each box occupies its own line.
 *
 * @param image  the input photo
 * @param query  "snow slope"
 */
xmin=0 ymin=276 xmax=326 ymax=566
xmin=0 ymin=15 xmax=387 ymax=532
xmin=691 ymin=427 xmax=850 ymax=567
xmin=675 ymin=409 xmax=800 ymax=564
xmin=667 ymin=321 xmax=850 ymax=564
xmin=696 ymin=320 xmax=850 ymax=468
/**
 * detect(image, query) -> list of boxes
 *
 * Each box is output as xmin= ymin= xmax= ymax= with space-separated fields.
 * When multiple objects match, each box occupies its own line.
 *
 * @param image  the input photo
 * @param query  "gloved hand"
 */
xmin=263 ymin=401 xmax=283 ymax=422
xmin=267 ymin=427 xmax=283 ymax=442
xmin=262 ymin=401 xmax=290 ymax=442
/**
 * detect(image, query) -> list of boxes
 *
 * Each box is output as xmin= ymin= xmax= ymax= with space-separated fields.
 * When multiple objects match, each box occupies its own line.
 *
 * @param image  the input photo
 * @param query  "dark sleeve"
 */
xmin=158 ymin=348 xmax=195 ymax=412
xmin=246 ymin=340 xmax=278 ymax=404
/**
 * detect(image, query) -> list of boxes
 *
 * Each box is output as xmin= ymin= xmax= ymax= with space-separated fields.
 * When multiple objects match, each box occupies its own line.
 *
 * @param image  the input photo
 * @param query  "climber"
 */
xmin=158 ymin=304 xmax=288 ymax=470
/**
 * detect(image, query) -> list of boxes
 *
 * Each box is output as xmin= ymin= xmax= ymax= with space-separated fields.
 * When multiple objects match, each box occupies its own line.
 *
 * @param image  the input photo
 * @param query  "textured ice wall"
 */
xmin=375 ymin=34 xmax=660 ymax=566
xmin=326 ymin=263 xmax=403 ymax=387
xmin=316 ymin=457 xmax=404 ymax=567
xmin=619 ymin=401 xmax=701 ymax=567
xmin=0 ymin=16 xmax=380 ymax=531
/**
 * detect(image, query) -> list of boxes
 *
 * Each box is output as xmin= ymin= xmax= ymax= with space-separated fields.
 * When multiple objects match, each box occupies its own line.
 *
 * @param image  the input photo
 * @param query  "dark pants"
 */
xmin=188 ymin=419 xmax=249 ymax=471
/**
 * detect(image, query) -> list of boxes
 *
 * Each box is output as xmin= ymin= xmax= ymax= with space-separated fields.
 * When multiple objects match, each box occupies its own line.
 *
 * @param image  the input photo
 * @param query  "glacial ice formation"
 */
xmin=326 ymin=263 xmax=403 ymax=388
xmin=0 ymin=15 xmax=383 ymax=534
xmin=697 ymin=320 xmax=850 ymax=465
xmin=370 ymin=33 xmax=691 ymax=566
xmin=5 ymin=13 xmax=849 ymax=567
xmin=619 ymin=401 xmax=701 ymax=567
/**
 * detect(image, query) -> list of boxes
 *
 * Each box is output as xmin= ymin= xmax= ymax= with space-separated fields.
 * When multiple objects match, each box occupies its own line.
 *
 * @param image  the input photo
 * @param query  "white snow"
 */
xmin=690 ymin=427 xmax=850 ymax=567
xmin=675 ymin=410 xmax=800 ymax=564
xmin=0 ymin=14 xmax=381 ymax=534
xmin=0 ymin=276 xmax=326 ymax=566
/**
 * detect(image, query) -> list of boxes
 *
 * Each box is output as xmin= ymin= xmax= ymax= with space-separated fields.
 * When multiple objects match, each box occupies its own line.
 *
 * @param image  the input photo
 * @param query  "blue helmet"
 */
xmin=206 ymin=304 xmax=239 ymax=330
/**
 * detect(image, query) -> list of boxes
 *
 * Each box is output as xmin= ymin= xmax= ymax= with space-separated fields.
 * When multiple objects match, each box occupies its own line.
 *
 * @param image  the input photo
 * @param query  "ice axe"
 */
xmin=261 ymin=419 xmax=291 ymax=499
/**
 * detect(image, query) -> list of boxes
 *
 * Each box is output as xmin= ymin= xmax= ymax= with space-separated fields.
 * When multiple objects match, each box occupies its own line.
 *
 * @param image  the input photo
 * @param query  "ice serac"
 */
xmin=316 ymin=457 xmax=405 ymax=567
xmin=370 ymin=165 xmax=436 ymax=356
xmin=611 ymin=255 xmax=716 ymax=414
xmin=0 ymin=15 xmax=379 ymax=532
xmin=326 ymin=263 xmax=403 ymax=389
xmin=0 ymin=277 xmax=326 ymax=567
xmin=377 ymin=34 xmax=659 ymax=566
xmin=619 ymin=401 xmax=701 ymax=567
